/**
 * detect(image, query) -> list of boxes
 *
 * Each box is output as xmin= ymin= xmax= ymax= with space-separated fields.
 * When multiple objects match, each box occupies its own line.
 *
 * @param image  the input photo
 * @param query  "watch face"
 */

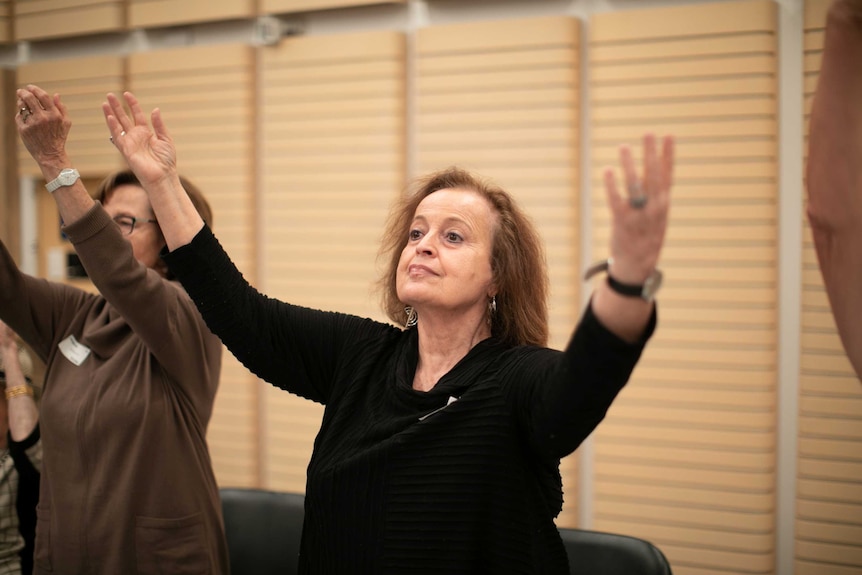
xmin=643 ymin=269 xmax=664 ymax=300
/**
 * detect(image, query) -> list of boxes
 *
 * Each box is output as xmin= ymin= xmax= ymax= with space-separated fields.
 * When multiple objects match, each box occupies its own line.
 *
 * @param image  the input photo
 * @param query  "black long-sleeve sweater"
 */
xmin=164 ymin=226 xmax=655 ymax=574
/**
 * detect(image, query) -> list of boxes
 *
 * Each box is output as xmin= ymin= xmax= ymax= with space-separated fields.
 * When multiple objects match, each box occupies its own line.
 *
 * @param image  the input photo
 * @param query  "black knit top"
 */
xmin=164 ymin=226 xmax=655 ymax=574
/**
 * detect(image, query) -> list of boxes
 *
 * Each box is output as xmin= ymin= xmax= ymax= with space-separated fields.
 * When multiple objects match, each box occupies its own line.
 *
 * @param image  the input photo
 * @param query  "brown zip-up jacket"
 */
xmin=0 ymin=204 xmax=228 ymax=574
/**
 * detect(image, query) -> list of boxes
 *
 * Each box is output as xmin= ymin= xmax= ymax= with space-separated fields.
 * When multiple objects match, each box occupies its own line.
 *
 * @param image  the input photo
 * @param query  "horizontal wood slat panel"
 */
xmin=590 ymin=0 xmax=774 ymax=42
xmin=601 ymin=424 xmax=774 ymax=451
xmin=593 ymin=54 xmax=774 ymax=82
xmin=592 ymin=77 xmax=776 ymax=104
xmin=130 ymin=43 xmax=257 ymax=488
xmin=797 ymin=562 xmax=862 ymax=575
xmin=592 ymin=97 xmax=775 ymax=123
xmin=0 ymin=1 xmax=8 ymax=43
xmin=596 ymin=499 xmax=775 ymax=534
xmin=796 ymin=540 xmax=862 ymax=572
xmin=797 ymin=2 xmax=862 ymax=570
xmin=418 ymin=16 xmax=576 ymax=54
xmin=208 ymin=359 xmax=259 ymax=487
xmin=271 ymin=29 xmax=402 ymax=63
xmin=797 ymin=480 xmax=862 ymax=507
xmin=417 ymin=48 xmax=573 ymax=75
xmin=16 ymin=0 xmax=105 ymax=13
xmin=800 ymin=415 xmax=862 ymax=440
xmin=260 ymin=30 xmax=404 ymax=491
xmin=263 ymin=389 xmax=323 ymax=493
xmin=129 ymin=0 xmax=253 ymax=28
xmin=262 ymin=0 xmax=404 ymax=14
xmin=592 ymin=33 xmax=775 ymax=62
xmin=13 ymin=0 xmax=123 ymax=41
xmin=590 ymin=2 xmax=778 ymax=572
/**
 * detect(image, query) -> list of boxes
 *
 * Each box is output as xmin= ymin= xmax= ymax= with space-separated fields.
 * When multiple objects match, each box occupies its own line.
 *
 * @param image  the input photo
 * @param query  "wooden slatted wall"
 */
xmin=0 ymin=1 xmax=10 ymax=43
xmin=0 ymin=70 xmax=17 ymax=259
xmin=13 ymin=0 xmax=124 ymax=41
xmin=415 ymin=15 xmax=581 ymax=526
xmin=129 ymin=44 xmax=259 ymax=488
xmin=16 ymin=56 xmax=125 ymax=178
xmin=797 ymin=2 xmax=862 ymax=573
xmin=262 ymin=0 xmax=405 ymax=15
xmin=259 ymin=31 xmax=405 ymax=491
xmin=128 ymin=0 xmax=254 ymax=28
xmin=590 ymin=2 xmax=778 ymax=574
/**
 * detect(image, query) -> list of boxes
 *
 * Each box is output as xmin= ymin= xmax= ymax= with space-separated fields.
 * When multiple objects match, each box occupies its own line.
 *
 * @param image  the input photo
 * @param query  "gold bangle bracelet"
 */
xmin=5 ymin=385 xmax=33 ymax=400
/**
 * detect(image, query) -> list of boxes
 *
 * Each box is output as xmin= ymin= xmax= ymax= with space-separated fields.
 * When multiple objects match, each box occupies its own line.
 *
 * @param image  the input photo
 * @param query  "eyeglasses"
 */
xmin=113 ymin=215 xmax=157 ymax=236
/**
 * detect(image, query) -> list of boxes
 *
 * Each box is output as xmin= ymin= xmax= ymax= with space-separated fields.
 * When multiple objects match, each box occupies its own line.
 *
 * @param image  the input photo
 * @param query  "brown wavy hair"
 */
xmin=377 ymin=167 xmax=548 ymax=347
xmin=96 ymin=170 xmax=213 ymax=279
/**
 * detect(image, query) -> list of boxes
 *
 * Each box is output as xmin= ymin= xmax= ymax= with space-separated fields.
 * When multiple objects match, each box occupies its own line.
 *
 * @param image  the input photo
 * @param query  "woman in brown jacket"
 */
xmin=4 ymin=84 xmax=229 ymax=574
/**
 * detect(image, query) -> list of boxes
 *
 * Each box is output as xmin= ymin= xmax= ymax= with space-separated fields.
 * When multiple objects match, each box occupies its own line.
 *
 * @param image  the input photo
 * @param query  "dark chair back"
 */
xmin=220 ymin=488 xmax=305 ymax=575
xmin=559 ymin=527 xmax=672 ymax=575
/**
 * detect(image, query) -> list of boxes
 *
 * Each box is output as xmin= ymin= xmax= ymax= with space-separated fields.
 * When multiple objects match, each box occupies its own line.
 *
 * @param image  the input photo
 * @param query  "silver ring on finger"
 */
xmin=20 ymin=107 xmax=31 ymax=122
xmin=627 ymin=182 xmax=647 ymax=209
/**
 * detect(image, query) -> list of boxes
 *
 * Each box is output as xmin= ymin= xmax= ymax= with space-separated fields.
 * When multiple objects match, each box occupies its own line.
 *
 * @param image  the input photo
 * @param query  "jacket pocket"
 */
xmin=135 ymin=512 xmax=211 ymax=575
xmin=34 ymin=505 xmax=52 ymax=572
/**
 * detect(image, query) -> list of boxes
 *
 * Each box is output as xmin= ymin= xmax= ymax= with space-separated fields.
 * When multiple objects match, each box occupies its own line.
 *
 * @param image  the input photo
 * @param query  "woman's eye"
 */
xmin=446 ymin=232 xmax=462 ymax=242
xmin=409 ymin=229 xmax=422 ymax=241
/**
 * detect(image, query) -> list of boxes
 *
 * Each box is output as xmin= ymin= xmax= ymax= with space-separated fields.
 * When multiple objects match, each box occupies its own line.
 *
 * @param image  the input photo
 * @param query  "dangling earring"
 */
xmin=405 ymin=306 xmax=418 ymax=327
xmin=489 ymin=296 xmax=497 ymax=315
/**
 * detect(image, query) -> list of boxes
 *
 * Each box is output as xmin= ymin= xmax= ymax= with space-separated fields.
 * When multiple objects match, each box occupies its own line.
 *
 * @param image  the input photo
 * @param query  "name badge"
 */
xmin=58 ymin=335 xmax=91 ymax=367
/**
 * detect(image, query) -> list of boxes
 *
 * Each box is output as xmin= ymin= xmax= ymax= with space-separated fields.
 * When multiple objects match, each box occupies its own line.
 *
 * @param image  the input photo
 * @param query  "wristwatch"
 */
xmin=584 ymin=258 xmax=663 ymax=302
xmin=45 ymin=168 xmax=81 ymax=193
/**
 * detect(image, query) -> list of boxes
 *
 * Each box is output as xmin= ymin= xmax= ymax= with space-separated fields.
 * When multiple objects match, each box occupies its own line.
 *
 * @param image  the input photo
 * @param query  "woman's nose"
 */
xmin=415 ymin=234 xmax=435 ymax=255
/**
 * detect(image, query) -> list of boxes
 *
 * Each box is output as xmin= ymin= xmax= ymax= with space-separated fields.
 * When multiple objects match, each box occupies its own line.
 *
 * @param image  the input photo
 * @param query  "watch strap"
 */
xmin=584 ymin=258 xmax=662 ymax=301
xmin=606 ymin=274 xmax=644 ymax=297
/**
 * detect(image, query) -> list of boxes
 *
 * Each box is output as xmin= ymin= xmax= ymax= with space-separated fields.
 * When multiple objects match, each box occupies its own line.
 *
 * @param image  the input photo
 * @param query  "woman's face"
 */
xmin=396 ymin=188 xmax=497 ymax=320
xmin=102 ymin=184 xmax=165 ymax=273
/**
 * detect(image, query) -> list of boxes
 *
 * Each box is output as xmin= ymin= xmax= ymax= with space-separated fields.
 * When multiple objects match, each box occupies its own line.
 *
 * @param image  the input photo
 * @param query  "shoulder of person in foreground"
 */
xmin=806 ymin=0 xmax=862 ymax=380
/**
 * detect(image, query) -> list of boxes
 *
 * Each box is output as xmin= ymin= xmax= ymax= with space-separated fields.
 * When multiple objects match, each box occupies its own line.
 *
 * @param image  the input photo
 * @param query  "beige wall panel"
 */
xmin=416 ymin=16 xmax=581 ymax=526
xmin=259 ymin=30 xmax=405 ymax=491
xmin=597 ymin=460 xmax=774 ymax=491
xmin=0 ymin=70 xmax=16 ymax=259
xmin=797 ymin=2 xmax=862 ymax=572
xmin=129 ymin=0 xmax=254 ymax=28
xmin=603 ymin=518 xmax=774 ymax=553
xmin=598 ymin=482 xmax=773 ymax=511
xmin=0 ymin=1 xmax=9 ymax=43
xmin=419 ymin=107 xmax=576 ymax=131
xmin=129 ymin=43 xmax=258 ymax=488
xmin=797 ymin=438 xmax=862 ymax=462
xmin=262 ymin=0 xmax=404 ymax=14
xmin=417 ymin=48 xmax=573 ymax=74
xmin=590 ymin=2 xmax=778 ymax=573
xmin=593 ymin=54 xmax=774 ymax=82
xmin=14 ymin=0 xmax=123 ymax=41
xmin=602 ymin=424 xmax=773 ymax=451
xmin=593 ymin=76 xmax=775 ymax=104
xmin=417 ymin=15 xmax=576 ymax=53
xmin=799 ymin=415 xmax=862 ymax=439
xmin=797 ymin=563 xmax=862 ymax=575
xmin=591 ymin=0 xmax=773 ymax=41
xmin=16 ymin=56 xmax=124 ymax=178
xmin=660 ymin=305 xmax=774 ymax=326
xmin=592 ymin=33 xmax=774 ymax=62
xmin=16 ymin=0 xmax=105 ymax=12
